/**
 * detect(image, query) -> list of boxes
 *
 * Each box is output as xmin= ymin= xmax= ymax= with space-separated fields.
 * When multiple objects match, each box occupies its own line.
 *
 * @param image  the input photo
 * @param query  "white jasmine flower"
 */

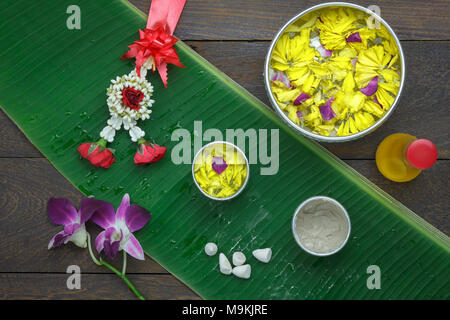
xmin=129 ymin=126 xmax=145 ymax=142
xmin=100 ymin=126 xmax=116 ymax=143
xmin=107 ymin=116 xmax=122 ymax=130
xmin=122 ymin=117 xmax=136 ymax=130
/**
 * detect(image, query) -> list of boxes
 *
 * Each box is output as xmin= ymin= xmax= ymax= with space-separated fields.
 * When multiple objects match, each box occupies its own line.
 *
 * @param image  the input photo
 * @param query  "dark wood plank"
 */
xmin=1 ymin=41 xmax=449 ymax=159
xmin=0 ymin=110 xmax=42 ymax=157
xmin=0 ymin=158 xmax=447 ymax=273
xmin=0 ymin=273 xmax=199 ymax=300
xmin=129 ymin=0 xmax=450 ymax=40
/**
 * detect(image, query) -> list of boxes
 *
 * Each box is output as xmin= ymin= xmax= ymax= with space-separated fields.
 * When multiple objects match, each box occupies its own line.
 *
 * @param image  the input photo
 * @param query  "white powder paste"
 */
xmin=294 ymin=198 xmax=349 ymax=254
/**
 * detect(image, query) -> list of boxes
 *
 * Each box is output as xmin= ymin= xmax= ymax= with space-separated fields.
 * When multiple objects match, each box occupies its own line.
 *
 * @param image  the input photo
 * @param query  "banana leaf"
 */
xmin=0 ymin=0 xmax=448 ymax=299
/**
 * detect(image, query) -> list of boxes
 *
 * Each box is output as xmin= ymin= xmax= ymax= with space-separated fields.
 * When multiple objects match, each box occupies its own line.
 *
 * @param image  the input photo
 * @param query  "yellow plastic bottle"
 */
xmin=376 ymin=133 xmax=438 ymax=182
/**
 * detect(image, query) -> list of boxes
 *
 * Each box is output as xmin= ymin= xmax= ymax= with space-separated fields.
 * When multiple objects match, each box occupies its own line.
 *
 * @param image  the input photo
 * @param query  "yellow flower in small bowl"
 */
xmin=192 ymin=141 xmax=249 ymax=200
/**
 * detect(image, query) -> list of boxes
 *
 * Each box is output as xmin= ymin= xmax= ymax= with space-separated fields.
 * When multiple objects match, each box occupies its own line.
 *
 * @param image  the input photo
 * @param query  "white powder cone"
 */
xmin=219 ymin=253 xmax=232 ymax=275
xmin=232 ymin=264 xmax=251 ymax=279
xmin=204 ymin=242 xmax=218 ymax=256
xmin=252 ymin=248 xmax=272 ymax=263
xmin=232 ymin=252 xmax=246 ymax=266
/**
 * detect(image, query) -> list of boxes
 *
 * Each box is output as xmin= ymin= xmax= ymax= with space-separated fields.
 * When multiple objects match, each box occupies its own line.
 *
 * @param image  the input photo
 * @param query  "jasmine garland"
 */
xmin=76 ymin=0 xmax=187 ymax=169
xmin=102 ymin=70 xmax=154 ymax=143
xmin=77 ymin=69 xmax=168 ymax=168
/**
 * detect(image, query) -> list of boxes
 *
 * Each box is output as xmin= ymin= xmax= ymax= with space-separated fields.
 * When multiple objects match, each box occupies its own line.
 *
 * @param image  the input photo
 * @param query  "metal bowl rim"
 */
xmin=263 ymin=2 xmax=406 ymax=143
xmin=291 ymin=195 xmax=352 ymax=256
xmin=191 ymin=140 xmax=250 ymax=201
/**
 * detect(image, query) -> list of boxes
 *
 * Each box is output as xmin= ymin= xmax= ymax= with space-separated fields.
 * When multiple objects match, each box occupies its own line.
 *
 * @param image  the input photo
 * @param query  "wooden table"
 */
xmin=0 ymin=0 xmax=448 ymax=299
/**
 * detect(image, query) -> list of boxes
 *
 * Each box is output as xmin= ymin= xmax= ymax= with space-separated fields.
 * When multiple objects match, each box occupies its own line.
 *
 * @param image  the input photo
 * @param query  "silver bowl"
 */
xmin=264 ymin=2 xmax=406 ymax=142
xmin=192 ymin=141 xmax=250 ymax=201
xmin=292 ymin=196 xmax=351 ymax=256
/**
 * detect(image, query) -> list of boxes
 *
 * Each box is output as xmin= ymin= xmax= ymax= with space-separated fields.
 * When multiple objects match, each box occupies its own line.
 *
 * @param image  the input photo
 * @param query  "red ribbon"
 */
xmin=121 ymin=0 xmax=186 ymax=87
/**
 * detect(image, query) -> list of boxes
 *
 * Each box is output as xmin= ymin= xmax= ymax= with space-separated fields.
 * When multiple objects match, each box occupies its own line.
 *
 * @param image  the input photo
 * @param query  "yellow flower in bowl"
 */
xmin=265 ymin=3 xmax=405 ymax=142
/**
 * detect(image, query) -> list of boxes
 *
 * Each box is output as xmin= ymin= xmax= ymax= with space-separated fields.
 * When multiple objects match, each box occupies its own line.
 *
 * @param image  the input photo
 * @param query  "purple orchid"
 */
xmin=91 ymin=194 xmax=150 ymax=260
xmin=47 ymin=198 xmax=103 ymax=249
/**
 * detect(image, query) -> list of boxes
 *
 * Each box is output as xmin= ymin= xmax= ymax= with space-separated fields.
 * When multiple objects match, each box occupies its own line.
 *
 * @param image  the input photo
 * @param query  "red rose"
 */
xmin=122 ymin=87 xmax=144 ymax=110
xmin=77 ymin=141 xmax=115 ymax=168
xmin=134 ymin=142 xmax=167 ymax=165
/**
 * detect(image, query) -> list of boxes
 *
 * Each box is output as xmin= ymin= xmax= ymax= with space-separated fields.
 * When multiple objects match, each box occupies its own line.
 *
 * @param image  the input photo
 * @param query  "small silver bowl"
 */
xmin=264 ymin=2 xmax=406 ymax=142
xmin=292 ymin=196 xmax=351 ymax=256
xmin=192 ymin=141 xmax=250 ymax=201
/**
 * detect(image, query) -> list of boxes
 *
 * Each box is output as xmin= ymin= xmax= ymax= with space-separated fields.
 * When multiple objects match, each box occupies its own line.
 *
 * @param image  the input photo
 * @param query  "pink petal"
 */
xmin=212 ymin=156 xmax=228 ymax=175
xmin=271 ymin=71 xmax=291 ymax=88
xmin=319 ymin=98 xmax=336 ymax=121
xmin=104 ymin=239 xmax=121 ymax=260
xmin=64 ymin=223 xmax=80 ymax=235
xmin=124 ymin=234 xmax=145 ymax=260
xmin=79 ymin=198 xmax=104 ymax=224
xmin=346 ymin=32 xmax=362 ymax=43
xmin=360 ymin=77 xmax=378 ymax=96
xmin=103 ymin=228 xmax=122 ymax=260
xmin=296 ymin=111 xmax=303 ymax=119
xmin=95 ymin=231 xmax=106 ymax=253
xmin=91 ymin=201 xmax=116 ymax=229
xmin=125 ymin=204 xmax=151 ymax=232
xmin=321 ymin=45 xmax=332 ymax=57
xmin=315 ymin=45 xmax=332 ymax=58
xmin=294 ymin=92 xmax=310 ymax=106
xmin=47 ymin=198 xmax=78 ymax=226
xmin=116 ymin=194 xmax=130 ymax=223
xmin=48 ymin=230 xmax=70 ymax=249
xmin=105 ymin=227 xmax=119 ymax=240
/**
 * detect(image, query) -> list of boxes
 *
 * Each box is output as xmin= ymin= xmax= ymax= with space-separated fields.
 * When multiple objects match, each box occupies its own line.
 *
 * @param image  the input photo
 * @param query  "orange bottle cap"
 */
xmin=406 ymin=139 xmax=437 ymax=169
